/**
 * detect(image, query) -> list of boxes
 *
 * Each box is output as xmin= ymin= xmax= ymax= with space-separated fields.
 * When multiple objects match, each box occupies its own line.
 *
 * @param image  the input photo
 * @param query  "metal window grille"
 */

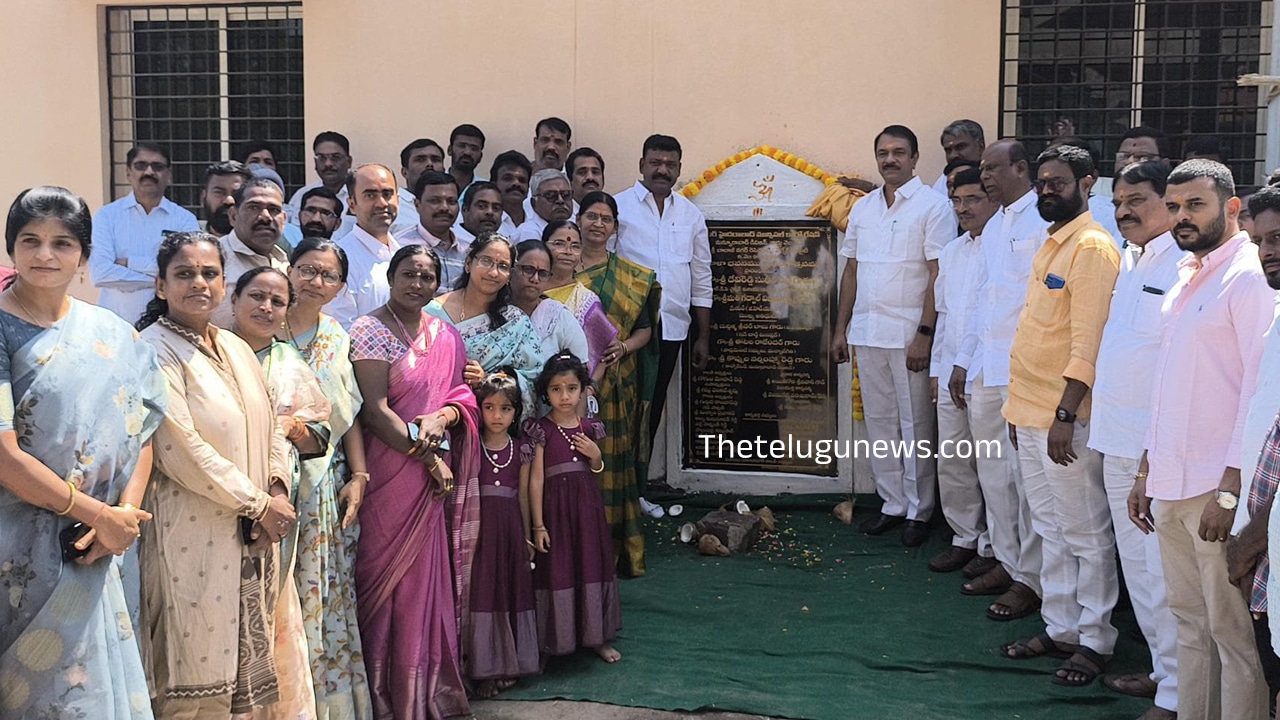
xmin=106 ymin=3 xmax=304 ymax=214
xmin=1000 ymin=0 xmax=1273 ymax=184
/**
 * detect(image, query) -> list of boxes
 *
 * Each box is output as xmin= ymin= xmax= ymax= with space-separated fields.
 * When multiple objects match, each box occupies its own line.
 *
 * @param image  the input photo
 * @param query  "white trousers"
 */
xmin=1103 ymin=454 xmax=1178 ymax=712
xmin=1016 ymin=421 xmax=1117 ymax=653
xmin=854 ymin=345 xmax=936 ymax=521
xmin=967 ymin=372 xmax=1041 ymax=593
xmin=1155 ymin=492 xmax=1268 ymax=720
xmin=937 ymin=387 xmax=990 ymax=552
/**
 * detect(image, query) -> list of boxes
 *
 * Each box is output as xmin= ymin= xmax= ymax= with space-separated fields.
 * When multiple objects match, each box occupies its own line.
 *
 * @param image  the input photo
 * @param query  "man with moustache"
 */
xmin=1130 ymin=159 xmax=1272 ymax=720
xmin=211 ymin=177 xmax=290 ymax=327
xmin=297 ymin=187 xmax=343 ymax=239
xmin=1000 ymin=145 xmax=1120 ymax=688
xmin=931 ymin=167 xmax=1000 ymax=574
xmin=398 ymin=138 xmax=446 ymax=235
xmin=327 ymin=164 xmax=402 ymax=328
xmin=287 ymin=131 xmax=353 ymax=225
xmin=199 ymin=161 xmax=252 ymax=237
xmin=933 ymin=119 xmax=985 ymax=195
xmin=394 ymin=171 xmax=468 ymax=295
xmin=447 ymin=124 xmax=486 ymax=193
xmin=532 ymin=117 xmax=572 ymax=172
xmin=1224 ymin=186 xmax=1280 ymax=710
xmin=566 ymin=147 xmax=606 ymax=204
xmin=831 ymin=125 xmax=953 ymax=548
xmin=950 ymin=139 xmax=1048 ymax=621
xmin=513 ymin=170 xmax=573 ymax=242
xmin=90 ymin=142 xmax=200 ymax=324
xmin=490 ymin=150 xmax=533 ymax=235
xmin=615 ymin=133 xmax=714 ymax=454
xmin=455 ymin=181 xmax=503 ymax=244
xmin=1088 ymin=160 xmax=1183 ymax=719
xmin=236 ymin=139 xmax=277 ymax=169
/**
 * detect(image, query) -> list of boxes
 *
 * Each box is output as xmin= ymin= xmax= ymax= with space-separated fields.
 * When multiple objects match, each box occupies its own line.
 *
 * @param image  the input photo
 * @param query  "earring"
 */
xmin=157 ymin=292 xmax=166 ymax=300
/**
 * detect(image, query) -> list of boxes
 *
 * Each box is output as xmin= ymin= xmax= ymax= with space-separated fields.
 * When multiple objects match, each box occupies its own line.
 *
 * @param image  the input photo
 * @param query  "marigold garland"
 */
xmin=679 ymin=145 xmax=837 ymax=199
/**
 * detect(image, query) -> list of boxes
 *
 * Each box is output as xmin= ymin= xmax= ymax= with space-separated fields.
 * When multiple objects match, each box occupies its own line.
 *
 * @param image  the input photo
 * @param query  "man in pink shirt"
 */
xmin=1130 ymin=159 xmax=1274 ymax=720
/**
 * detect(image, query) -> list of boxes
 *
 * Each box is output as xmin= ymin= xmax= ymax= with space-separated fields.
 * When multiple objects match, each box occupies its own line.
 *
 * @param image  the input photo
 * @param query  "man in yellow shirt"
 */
xmin=999 ymin=144 xmax=1121 ymax=689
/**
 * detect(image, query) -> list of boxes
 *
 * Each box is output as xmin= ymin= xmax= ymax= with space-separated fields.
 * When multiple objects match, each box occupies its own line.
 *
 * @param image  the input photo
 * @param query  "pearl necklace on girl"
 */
xmin=484 ymin=436 xmax=513 ymax=477
xmin=555 ymin=420 xmax=582 ymax=462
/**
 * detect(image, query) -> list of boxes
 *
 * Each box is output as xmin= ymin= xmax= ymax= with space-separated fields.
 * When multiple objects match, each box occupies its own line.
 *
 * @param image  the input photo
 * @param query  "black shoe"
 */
xmin=961 ymin=554 xmax=1001 ymax=579
xmin=859 ymin=512 xmax=904 ymax=536
xmin=902 ymin=520 xmax=930 ymax=547
xmin=929 ymin=545 xmax=977 ymax=573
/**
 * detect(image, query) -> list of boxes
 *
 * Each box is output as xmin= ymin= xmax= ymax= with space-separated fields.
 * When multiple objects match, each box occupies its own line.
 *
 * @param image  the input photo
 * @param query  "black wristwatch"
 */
xmin=1055 ymin=407 xmax=1077 ymax=424
xmin=917 ymin=324 xmax=934 ymax=337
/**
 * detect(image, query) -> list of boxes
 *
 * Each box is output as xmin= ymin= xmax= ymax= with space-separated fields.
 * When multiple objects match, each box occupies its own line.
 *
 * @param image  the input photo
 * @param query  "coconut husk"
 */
xmin=753 ymin=506 xmax=777 ymax=533
xmin=697 ymin=534 xmax=731 ymax=557
xmin=833 ymin=499 xmax=856 ymax=525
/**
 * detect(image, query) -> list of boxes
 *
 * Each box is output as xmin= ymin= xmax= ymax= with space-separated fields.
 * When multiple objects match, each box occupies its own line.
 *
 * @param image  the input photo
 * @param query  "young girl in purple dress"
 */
xmin=467 ymin=370 xmax=540 ymax=697
xmin=526 ymin=352 xmax=622 ymax=663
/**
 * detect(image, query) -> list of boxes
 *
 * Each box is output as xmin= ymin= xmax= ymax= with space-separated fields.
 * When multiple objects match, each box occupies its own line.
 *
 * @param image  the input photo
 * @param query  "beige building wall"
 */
xmin=1 ymin=0 xmax=999 ymax=291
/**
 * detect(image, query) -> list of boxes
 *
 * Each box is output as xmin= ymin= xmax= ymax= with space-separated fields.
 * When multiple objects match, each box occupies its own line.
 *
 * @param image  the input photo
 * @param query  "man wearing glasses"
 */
xmin=394 ymin=172 xmax=469 ymax=295
xmin=298 ymin=187 xmax=344 ymax=239
xmin=513 ymin=170 xmax=574 ymax=242
xmin=90 ymin=142 xmax=200 ymax=325
xmin=1000 ymin=144 xmax=1121 ymax=688
xmin=327 ymin=164 xmax=402 ymax=328
xmin=210 ymin=177 xmax=290 ymax=327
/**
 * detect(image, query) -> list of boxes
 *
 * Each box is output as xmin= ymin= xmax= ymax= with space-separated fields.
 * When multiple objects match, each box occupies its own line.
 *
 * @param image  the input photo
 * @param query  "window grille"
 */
xmin=106 ymin=3 xmax=304 ymax=213
xmin=1000 ymin=0 xmax=1272 ymax=184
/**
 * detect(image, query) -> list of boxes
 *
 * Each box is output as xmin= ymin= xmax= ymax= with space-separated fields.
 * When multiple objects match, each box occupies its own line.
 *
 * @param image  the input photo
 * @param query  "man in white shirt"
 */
xmin=286 ymin=131 xmax=352 ymax=224
xmin=90 ymin=142 xmax=200 ymax=325
xmin=932 ymin=167 xmax=999 ymax=574
xmin=1087 ymin=160 xmax=1183 ymax=719
xmin=490 ymin=150 xmax=532 ymax=236
xmin=932 ymin=119 xmax=985 ymax=195
xmin=394 ymin=171 xmax=469 ymax=295
xmin=447 ymin=124 xmax=486 ymax=195
xmin=327 ymin=164 xmax=402 ymax=328
xmin=297 ymin=187 xmax=343 ymax=240
xmin=831 ymin=125 xmax=954 ymax=547
xmin=566 ymin=147 xmax=605 ymax=204
xmin=199 ymin=161 xmax=252 ymax=237
xmin=949 ymin=139 xmax=1048 ymax=618
xmin=211 ymin=178 xmax=290 ymax=327
xmin=514 ymin=170 xmax=573 ymax=242
xmin=614 ymin=134 xmax=713 ymax=450
xmin=532 ymin=117 xmax=572 ymax=173
xmin=455 ymin=181 xmax=503 ymax=245
xmin=398 ymin=138 xmax=445 ymax=234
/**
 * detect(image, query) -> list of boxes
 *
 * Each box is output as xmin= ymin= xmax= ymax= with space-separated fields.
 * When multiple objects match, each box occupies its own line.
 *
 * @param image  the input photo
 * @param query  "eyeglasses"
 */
xmin=538 ymin=190 xmax=573 ymax=203
xmin=473 ymin=256 xmax=512 ymax=275
xmin=516 ymin=264 xmax=553 ymax=282
xmin=294 ymin=264 xmax=343 ymax=285
xmin=300 ymin=206 xmax=338 ymax=220
xmin=241 ymin=202 xmax=285 ymax=218
xmin=1033 ymin=176 xmax=1078 ymax=194
xmin=131 ymin=161 xmax=169 ymax=173
xmin=950 ymin=196 xmax=987 ymax=209
xmin=581 ymin=211 xmax=615 ymax=225
xmin=546 ymin=238 xmax=582 ymax=252
xmin=1116 ymin=151 xmax=1160 ymax=165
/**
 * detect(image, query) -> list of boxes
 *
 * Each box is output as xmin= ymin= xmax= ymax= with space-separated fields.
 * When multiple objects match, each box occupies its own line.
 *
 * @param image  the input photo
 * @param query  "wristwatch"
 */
xmin=917 ymin=324 xmax=934 ymax=337
xmin=1216 ymin=490 xmax=1239 ymax=511
xmin=1054 ymin=407 xmax=1077 ymax=424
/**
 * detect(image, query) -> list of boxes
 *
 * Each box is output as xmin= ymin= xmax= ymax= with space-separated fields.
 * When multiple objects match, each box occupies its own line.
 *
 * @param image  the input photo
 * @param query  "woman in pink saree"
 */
xmin=349 ymin=245 xmax=481 ymax=719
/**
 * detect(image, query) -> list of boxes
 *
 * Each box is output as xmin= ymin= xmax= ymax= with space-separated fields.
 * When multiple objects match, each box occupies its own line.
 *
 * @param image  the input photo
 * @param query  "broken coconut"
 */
xmin=753 ymin=506 xmax=777 ymax=533
xmin=697 ymin=534 xmax=731 ymax=557
xmin=833 ymin=499 xmax=856 ymax=525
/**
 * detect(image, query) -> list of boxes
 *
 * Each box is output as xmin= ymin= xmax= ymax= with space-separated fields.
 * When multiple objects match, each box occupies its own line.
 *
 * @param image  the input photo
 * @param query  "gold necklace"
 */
xmin=8 ymin=284 xmax=56 ymax=327
xmin=284 ymin=314 xmax=318 ymax=361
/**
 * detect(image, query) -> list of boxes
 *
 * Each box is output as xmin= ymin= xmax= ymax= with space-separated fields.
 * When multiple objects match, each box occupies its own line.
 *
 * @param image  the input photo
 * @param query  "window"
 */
xmin=106 ymin=3 xmax=304 ymax=213
xmin=1001 ymin=0 xmax=1272 ymax=184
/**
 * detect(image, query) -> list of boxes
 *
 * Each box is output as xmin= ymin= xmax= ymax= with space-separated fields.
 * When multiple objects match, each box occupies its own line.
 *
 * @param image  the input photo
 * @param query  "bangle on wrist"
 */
xmin=88 ymin=502 xmax=108 ymax=527
xmin=118 ymin=502 xmax=137 ymax=512
xmin=350 ymin=471 xmax=370 ymax=482
xmin=56 ymin=480 xmax=77 ymax=516
xmin=590 ymin=462 xmax=604 ymax=473
xmin=1134 ymin=471 xmax=1148 ymax=480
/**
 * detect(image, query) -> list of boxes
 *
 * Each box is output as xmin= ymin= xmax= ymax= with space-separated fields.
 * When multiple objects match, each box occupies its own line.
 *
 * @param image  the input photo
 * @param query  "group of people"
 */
xmin=0 ymin=119 xmax=718 ymax=720
xmin=836 ymin=118 xmax=1280 ymax=720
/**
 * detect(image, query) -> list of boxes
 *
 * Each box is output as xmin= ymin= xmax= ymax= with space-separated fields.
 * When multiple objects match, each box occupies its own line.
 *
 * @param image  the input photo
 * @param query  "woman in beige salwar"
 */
xmin=136 ymin=232 xmax=296 ymax=720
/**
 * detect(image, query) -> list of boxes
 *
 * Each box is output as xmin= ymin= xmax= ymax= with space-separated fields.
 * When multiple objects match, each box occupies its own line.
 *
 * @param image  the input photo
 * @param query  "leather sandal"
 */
xmin=960 ymin=564 xmax=1012 ymax=596
xmin=986 ymin=581 xmax=1041 ymax=621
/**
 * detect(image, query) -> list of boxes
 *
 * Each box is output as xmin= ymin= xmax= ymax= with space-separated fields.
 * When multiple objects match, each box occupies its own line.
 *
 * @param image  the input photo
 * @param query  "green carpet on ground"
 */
xmin=496 ymin=493 xmax=1153 ymax=720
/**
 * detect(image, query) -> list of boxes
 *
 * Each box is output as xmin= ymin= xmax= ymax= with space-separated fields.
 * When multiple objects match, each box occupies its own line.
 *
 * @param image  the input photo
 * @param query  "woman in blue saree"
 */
xmin=0 ymin=187 xmax=167 ymax=719
xmin=426 ymin=232 xmax=545 ymax=412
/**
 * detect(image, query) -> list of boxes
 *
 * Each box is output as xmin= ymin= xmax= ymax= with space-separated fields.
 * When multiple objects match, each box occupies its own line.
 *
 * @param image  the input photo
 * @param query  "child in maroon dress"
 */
xmin=526 ymin=352 xmax=622 ymax=663
xmin=467 ymin=371 xmax=540 ymax=697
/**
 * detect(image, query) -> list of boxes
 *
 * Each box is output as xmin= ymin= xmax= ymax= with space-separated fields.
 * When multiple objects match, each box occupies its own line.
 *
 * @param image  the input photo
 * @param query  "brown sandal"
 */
xmin=961 ymin=564 xmax=1012 ymax=596
xmin=1001 ymin=632 xmax=1075 ymax=660
xmin=1053 ymin=648 xmax=1110 ymax=686
xmin=986 ymin=581 xmax=1041 ymax=621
